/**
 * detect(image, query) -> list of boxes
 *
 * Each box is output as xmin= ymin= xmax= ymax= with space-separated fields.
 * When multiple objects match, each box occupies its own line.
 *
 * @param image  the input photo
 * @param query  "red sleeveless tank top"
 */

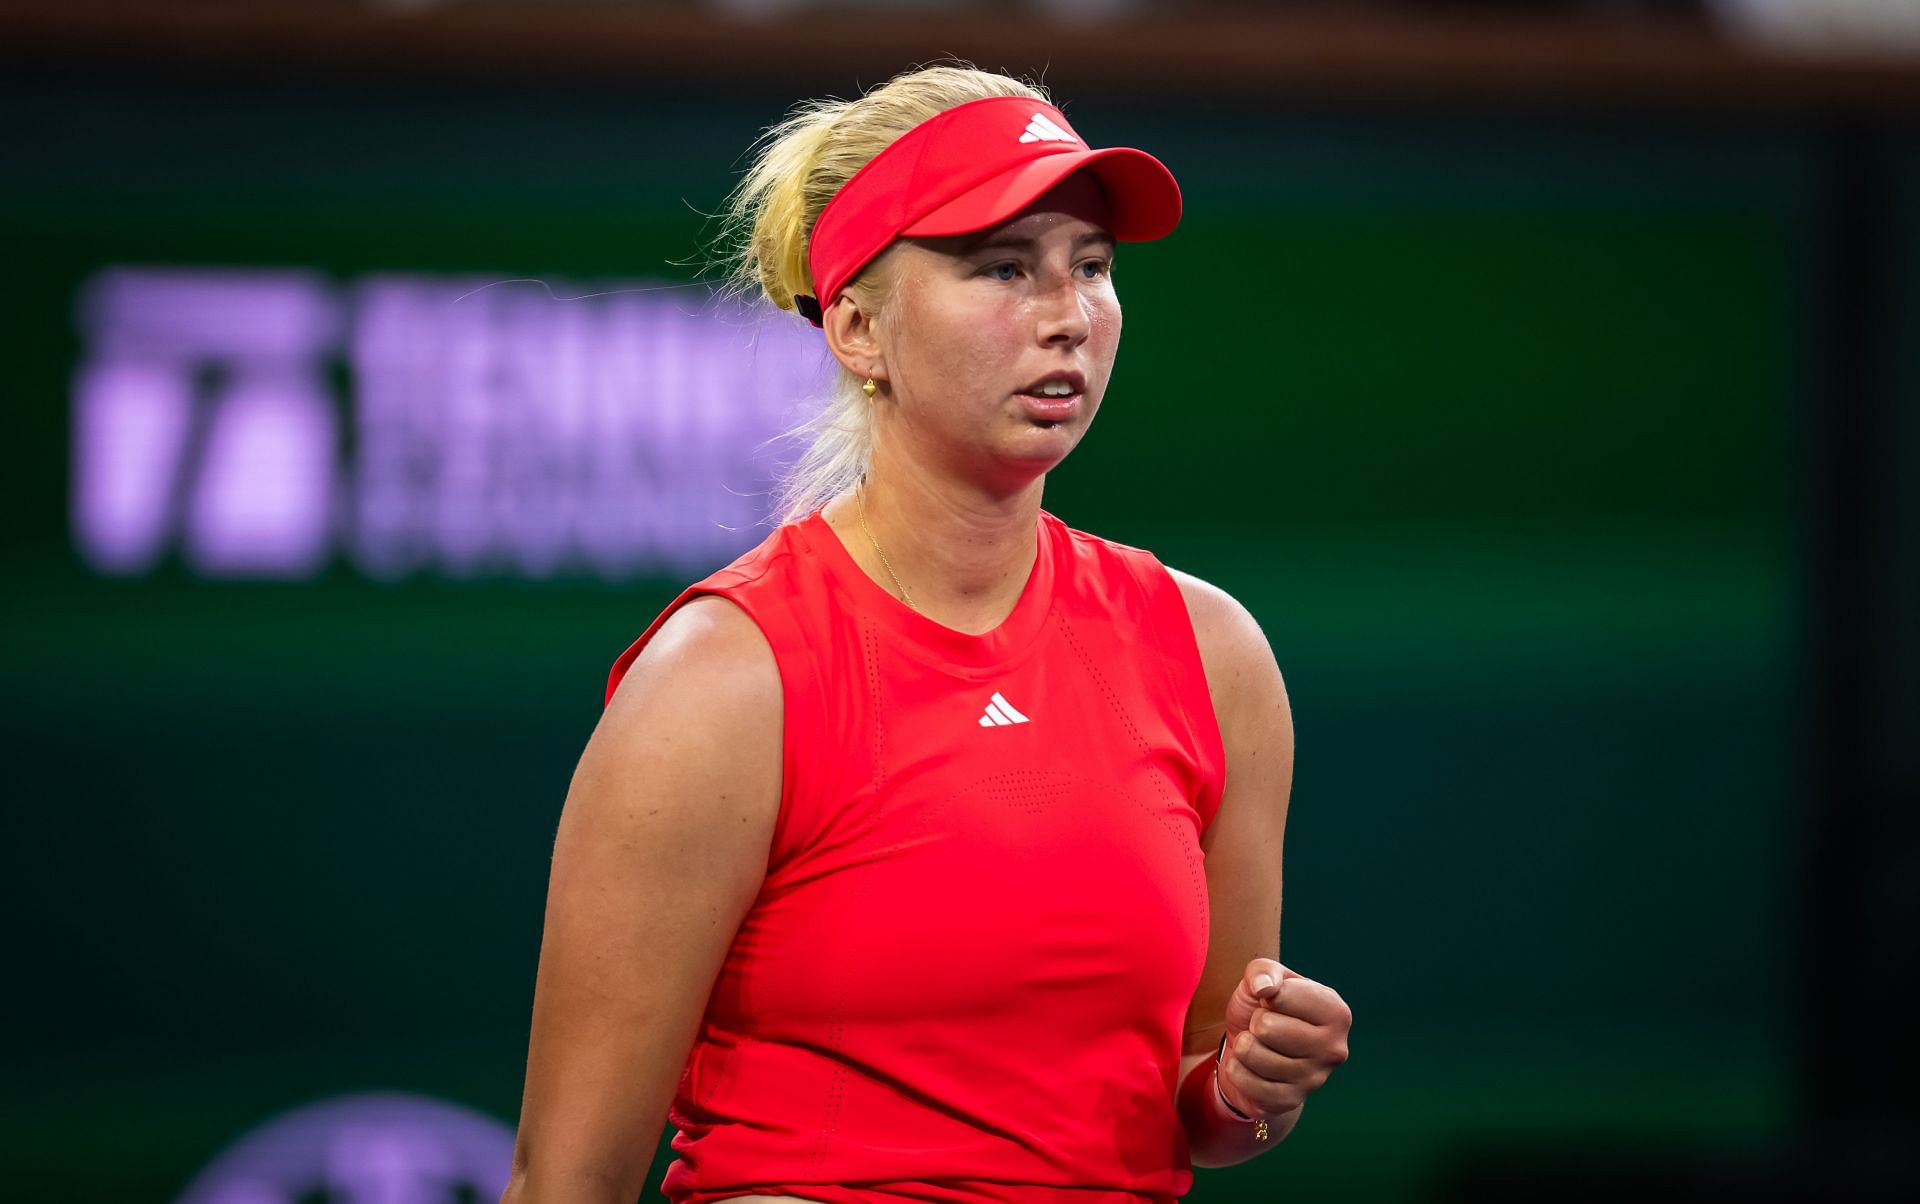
xmin=604 ymin=507 xmax=1227 ymax=1204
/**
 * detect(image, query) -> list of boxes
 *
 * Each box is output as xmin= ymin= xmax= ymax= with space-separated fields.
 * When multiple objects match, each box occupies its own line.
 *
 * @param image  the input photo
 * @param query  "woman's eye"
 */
xmin=1079 ymin=259 xmax=1111 ymax=279
xmin=988 ymin=263 xmax=1018 ymax=282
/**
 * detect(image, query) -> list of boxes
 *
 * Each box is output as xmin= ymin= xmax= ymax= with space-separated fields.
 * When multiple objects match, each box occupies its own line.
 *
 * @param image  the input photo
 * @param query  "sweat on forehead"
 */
xmin=1003 ymin=173 xmax=1116 ymax=229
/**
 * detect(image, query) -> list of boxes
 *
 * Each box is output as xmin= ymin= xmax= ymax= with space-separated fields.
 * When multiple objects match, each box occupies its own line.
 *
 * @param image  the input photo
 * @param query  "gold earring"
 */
xmin=862 ymin=378 xmax=877 ymax=398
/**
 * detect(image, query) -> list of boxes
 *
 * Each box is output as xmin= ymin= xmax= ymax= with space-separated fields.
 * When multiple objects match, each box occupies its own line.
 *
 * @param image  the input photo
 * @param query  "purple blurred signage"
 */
xmin=173 ymin=1091 xmax=515 ymax=1204
xmin=73 ymin=268 xmax=829 ymax=581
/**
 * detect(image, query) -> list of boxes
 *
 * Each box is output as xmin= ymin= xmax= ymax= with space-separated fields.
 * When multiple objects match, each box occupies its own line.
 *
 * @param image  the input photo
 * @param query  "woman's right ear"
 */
xmin=822 ymin=293 xmax=885 ymax=385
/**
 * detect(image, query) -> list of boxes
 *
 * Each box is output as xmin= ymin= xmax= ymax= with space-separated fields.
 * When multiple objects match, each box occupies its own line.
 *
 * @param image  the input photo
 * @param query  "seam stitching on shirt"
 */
xmin=1059 ymin=615 xmax=1210 ymax=962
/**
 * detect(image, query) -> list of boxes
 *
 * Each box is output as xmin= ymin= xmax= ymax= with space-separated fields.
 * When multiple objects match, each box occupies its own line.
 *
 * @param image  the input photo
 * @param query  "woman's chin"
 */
xmin=999 ymin=424 xmax=1083 ymax=472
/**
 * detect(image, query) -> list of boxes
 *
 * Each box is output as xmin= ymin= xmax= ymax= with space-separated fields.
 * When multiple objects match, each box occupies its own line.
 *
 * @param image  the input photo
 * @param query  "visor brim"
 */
xmin=899 ymin=146 xmax=1182 ymax=243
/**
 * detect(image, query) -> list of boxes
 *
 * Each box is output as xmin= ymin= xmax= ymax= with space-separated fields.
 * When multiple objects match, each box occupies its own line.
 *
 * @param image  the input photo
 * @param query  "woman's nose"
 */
xmin=1035 ymin=270 xmax=1091 ymax=346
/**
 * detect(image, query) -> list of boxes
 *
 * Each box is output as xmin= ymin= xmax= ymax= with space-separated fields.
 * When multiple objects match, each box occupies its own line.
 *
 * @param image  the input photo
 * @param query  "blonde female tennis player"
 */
xmin=503 ymin=63 xmax=1351 ymax=1204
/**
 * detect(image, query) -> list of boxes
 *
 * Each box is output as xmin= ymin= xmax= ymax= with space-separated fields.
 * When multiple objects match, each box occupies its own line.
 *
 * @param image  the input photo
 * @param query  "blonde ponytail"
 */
xmin=710 ymin=61 xmax=1051 ymax=526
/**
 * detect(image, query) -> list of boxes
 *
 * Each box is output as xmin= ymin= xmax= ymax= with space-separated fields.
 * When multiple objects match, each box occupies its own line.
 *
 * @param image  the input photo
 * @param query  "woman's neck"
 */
xmin=819 ymin=461 xmax=1043 ymax=635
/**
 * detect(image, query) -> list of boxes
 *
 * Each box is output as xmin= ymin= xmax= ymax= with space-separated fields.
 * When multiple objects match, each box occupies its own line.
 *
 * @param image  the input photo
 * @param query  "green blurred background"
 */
xmin=4 ymin=11 xmax=1911 ymax=1200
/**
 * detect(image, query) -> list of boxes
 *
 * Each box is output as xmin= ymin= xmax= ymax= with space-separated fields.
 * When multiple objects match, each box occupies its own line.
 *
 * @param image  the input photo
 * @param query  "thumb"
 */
xmin=1223 ymin=958 xmax=1291 ymax=1036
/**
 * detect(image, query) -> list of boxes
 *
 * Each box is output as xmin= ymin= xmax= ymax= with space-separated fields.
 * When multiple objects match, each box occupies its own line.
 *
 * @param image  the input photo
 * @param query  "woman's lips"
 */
xmin=1018 ymin=390 xmax=1081 ymax=421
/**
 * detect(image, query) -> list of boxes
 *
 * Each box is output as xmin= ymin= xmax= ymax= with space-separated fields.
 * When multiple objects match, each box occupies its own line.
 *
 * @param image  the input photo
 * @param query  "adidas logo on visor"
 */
xmin=1018 ymin=114 xmax=1078 ymax=145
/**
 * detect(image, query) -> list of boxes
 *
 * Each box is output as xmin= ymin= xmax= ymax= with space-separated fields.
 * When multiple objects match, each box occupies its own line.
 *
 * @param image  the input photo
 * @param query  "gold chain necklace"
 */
xmin=855 ymin=472 xmax=917 ymax=612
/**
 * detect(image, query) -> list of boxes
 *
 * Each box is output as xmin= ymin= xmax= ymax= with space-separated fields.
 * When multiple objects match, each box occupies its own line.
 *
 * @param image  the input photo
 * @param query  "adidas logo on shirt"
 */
xmin=1018 ymin=114 xmax=1077 ymax=145
xmin=978 ymin=691 xmax=1031 ymax=727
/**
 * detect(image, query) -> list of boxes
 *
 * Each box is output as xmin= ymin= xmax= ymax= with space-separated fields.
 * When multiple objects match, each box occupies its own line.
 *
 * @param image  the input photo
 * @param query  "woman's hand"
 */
xmin=1217 ymin=958 xmax=1352 ymax=1120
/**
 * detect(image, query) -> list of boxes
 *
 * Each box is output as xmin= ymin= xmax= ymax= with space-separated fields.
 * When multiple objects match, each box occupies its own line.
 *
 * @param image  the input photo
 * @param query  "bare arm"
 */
xmin=1164 ymin=569 xmax=1301 ymax=1166
xmin=501 ymin=596 xmax=783 ymax=1204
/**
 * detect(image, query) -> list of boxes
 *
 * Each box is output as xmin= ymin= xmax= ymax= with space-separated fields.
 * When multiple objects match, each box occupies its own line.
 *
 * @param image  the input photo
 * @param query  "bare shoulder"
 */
xmin=1164 ymin=567 xmax=1287 ymax=727
xmin=1165 ymin=568 xmax=1260 ymax=651
xmin=576 ymin=587 xmax=783 ymax=858
xmin=577 ymin=590 xmax=785 ymax=872
xmin=606 ymin=593 xmax=780 ymax=719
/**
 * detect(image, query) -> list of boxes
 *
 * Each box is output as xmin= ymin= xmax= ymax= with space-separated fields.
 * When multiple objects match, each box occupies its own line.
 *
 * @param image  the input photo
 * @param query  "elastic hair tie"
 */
xmin=793 ymin=294 xmax=823 ymax=326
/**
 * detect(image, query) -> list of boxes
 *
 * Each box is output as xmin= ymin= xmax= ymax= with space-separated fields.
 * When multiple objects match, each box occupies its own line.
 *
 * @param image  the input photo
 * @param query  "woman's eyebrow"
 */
xmin=962 ymin=230 xmax=1117 ymax=255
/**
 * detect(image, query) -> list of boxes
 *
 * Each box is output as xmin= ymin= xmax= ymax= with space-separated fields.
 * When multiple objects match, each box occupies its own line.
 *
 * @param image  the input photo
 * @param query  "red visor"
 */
xmin=796 ymin=96 xmax=1182 ymax=327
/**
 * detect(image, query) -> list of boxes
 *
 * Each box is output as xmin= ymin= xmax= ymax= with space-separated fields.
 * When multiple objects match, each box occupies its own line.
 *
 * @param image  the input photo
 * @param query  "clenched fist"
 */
xmin=1217 ymin=959 xmax=1352 ymax=1120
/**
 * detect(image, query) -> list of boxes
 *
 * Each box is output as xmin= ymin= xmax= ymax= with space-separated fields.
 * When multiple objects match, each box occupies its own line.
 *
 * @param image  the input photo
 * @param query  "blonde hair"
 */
xmin=711 ymin=61 xmax=1052 ymax=526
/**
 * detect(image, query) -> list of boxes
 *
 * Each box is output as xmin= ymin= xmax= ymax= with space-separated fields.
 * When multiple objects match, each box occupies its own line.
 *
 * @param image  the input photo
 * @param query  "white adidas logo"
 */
xmin=1018 ymin=114 xmax=1077 ymax=145
xmin=978 ymin=691 xmax=1031 ymax=727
